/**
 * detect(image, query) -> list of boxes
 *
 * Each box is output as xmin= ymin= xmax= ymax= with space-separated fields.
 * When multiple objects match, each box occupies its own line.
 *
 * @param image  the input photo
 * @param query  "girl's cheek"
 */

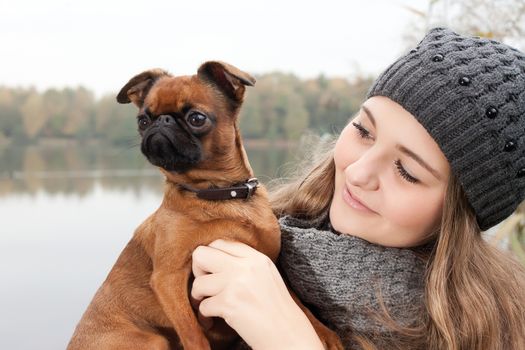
xmin=387 ymin=189 xmax=441 ymax=231
xmin=334 ymin=129 xmax=359 ymax=169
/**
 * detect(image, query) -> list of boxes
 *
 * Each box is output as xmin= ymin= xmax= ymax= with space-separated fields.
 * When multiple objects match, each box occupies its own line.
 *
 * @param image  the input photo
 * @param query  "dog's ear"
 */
xmin=197 ymin=61 xmax=256 ymax=104
xmin=116 ymin=69 xmax=170 ymax=107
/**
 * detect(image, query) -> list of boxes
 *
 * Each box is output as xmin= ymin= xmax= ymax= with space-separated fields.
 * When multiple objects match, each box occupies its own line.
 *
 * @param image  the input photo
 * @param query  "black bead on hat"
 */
xmin=366 ymin=27 xmax=525 ymax=231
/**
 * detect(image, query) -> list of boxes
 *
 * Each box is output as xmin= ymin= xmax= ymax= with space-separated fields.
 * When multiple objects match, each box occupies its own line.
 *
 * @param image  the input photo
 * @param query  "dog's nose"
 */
xmin=159 ymin=114 xmax=175 ymax=125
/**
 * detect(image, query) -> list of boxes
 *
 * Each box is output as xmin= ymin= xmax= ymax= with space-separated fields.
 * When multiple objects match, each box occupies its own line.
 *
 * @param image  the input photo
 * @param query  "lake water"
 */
xmin=0 ymin=142 xmax=507 ymax=350
xmin=0 ymin=143 xmax=299 ymax=350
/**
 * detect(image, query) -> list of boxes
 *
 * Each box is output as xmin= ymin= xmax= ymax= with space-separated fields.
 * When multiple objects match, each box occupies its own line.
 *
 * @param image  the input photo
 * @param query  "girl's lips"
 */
xmin=343 ymin=187 xmax=376 ymax=213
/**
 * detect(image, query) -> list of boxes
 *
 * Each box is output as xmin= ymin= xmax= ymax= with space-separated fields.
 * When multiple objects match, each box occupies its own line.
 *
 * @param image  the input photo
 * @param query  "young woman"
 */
xmin=190 ymin=27 xmax=525 ymax=349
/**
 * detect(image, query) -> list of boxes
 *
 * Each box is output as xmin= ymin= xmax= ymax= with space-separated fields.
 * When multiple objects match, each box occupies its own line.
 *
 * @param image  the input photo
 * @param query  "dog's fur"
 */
xmin=67 ymin=61 xmax=342 ymax=350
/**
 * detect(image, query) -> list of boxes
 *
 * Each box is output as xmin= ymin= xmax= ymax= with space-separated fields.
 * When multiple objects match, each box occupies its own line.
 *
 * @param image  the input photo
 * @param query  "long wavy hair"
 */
xmin=268 ymin=133 xmax=525 ymax=349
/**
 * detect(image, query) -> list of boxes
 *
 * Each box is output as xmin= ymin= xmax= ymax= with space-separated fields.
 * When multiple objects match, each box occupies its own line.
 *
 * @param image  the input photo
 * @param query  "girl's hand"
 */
xmin=191 ymin=239 xmax=324 ymax=350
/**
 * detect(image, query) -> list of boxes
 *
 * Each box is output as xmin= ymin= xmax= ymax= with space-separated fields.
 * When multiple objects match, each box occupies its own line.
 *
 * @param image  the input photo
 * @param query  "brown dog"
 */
xmin=67 ymin=61 xmax=342 ymax=350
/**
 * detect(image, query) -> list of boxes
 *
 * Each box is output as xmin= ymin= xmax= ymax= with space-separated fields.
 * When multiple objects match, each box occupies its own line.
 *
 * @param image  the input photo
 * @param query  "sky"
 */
xmin=0 ymin=0 xmax=426 ymax=98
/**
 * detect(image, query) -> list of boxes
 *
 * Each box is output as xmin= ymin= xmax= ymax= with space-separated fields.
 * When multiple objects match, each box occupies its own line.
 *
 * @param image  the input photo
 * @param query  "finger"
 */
xmin=191 ymin=272 xmax=226 ymax=301
xmin=208 ymin=239 xmax=260 ymax=258
xmin=192 ymin=245 xmax=237 ymax=276
xmin=199 ymin=294 xmax=226 ymax=320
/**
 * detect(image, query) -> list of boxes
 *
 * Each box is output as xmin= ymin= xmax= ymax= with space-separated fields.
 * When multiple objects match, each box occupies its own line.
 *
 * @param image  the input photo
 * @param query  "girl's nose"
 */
xmin=344 ymin=150 xmax=380 ymax=191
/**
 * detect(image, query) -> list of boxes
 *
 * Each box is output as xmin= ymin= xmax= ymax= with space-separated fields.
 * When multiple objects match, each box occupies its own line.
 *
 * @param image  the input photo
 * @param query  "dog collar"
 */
xmin=178 ymin=177 xmax=259 ymax=200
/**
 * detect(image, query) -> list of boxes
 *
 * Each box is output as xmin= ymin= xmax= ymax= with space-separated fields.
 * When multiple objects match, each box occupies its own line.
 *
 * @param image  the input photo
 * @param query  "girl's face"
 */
xmin=330 ymin=96 xmax=451 ymax=247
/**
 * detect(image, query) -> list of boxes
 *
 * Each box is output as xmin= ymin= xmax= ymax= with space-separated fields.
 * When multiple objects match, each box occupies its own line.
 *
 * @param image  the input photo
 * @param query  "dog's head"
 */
xmin=116 ymin=61 xmax=255 ymax=177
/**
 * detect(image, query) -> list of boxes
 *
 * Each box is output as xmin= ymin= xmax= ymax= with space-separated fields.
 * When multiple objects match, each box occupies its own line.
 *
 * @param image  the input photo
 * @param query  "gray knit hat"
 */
xmin=366 ymin=27 xmax=525 ymax=231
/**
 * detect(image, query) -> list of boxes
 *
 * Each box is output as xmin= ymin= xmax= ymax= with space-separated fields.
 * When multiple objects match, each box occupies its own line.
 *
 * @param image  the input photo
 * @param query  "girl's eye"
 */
xmin=351 ymin=121 xmax=373 ymax=140
xmin=351 ymin=121 xmax=420 ymax=184
xmin=395 ymin=159 xmax=419 ymax=183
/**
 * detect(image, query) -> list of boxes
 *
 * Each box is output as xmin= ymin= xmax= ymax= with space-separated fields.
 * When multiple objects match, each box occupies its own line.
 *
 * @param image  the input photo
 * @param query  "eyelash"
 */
xmin=352 ymin=121 xmax=373 ymax=140
xmin=351 ymin=121 xmax=419 ymax=184
xmin=394 ymin=159 xmax=418 ymax=183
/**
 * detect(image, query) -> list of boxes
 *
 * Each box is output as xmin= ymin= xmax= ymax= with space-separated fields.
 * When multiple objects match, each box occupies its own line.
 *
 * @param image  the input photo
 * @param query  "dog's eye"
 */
xmin=137 ymin=115 xmax=150 ymax=130
xmin=187 ymin=112 xmax=208 ymax=128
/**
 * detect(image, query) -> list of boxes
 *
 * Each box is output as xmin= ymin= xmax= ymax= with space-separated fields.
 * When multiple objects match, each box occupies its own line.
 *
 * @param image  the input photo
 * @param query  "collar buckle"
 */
xmin=244 ymin=177 xmax=259 ymax=199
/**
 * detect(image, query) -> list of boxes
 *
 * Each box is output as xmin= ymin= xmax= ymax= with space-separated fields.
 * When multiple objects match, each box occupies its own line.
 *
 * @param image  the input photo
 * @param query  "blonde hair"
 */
xmin=268 ymin=133 xmax=525 ymax=349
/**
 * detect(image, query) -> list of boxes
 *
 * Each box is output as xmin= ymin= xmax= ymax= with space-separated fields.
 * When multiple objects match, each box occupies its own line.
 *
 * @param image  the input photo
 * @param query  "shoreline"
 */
xmin=1 ymin=137 xmax=299 ymax=149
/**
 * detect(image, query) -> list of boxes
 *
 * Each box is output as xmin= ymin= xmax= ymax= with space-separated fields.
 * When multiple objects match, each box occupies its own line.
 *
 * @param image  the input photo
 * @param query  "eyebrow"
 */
xmin=361 ymin=105 xmax=442 ymax=181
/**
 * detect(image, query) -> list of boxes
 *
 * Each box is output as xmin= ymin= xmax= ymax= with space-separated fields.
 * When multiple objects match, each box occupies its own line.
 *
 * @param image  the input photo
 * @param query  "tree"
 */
xmin=0 ymin=87 xmax=23 ymax=139
xmin=239 ymin=88 xmax=265 ymax=138
xmin=282 ymin=91 xmax=309 ymax=140
xmin=62 ymin=87 xmax=94 ymax=138
xmin=20 ymin=89 xmax=47 ymax=139
xmin=42 ymin=88 xmax=68 ymax=137
xmin=402 ymin=0 xmax=525 ymax=49
xmin=95 ymin=95 xmax=138 ymax=145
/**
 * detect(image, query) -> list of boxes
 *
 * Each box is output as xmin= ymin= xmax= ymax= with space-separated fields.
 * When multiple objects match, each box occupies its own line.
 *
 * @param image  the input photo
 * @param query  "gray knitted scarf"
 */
xmin=276 ymin=213 xmax=429 ymax=348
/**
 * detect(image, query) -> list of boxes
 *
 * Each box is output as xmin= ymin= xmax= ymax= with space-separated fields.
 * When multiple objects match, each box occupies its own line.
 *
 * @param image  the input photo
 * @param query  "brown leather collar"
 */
xmin=177 ymin=178 xmax=259 ymax=200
